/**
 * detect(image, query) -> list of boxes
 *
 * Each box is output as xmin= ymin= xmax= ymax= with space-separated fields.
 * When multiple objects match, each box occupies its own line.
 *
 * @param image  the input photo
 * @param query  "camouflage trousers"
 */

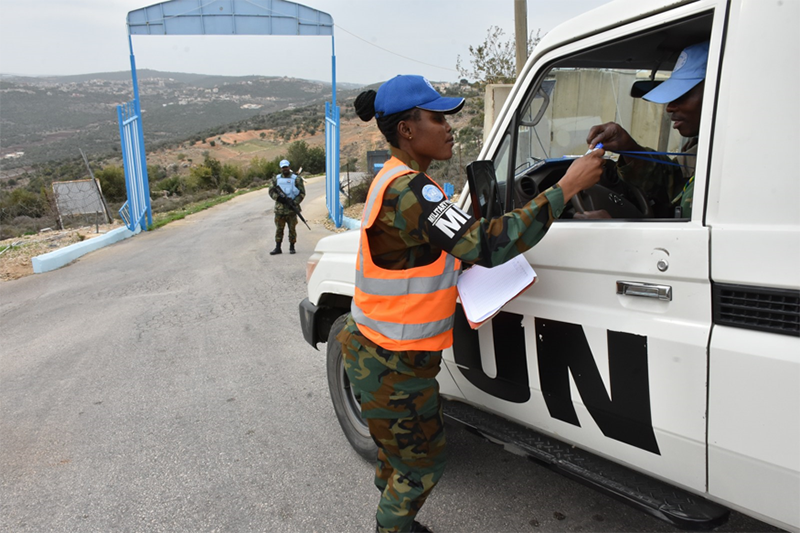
xmin=337 ymin=315 xmax=447 ymax=533
xmin=274 ymin=213 xmax=297 ymax=243
xmin=367 ymin=412 xmax=446 ymax=533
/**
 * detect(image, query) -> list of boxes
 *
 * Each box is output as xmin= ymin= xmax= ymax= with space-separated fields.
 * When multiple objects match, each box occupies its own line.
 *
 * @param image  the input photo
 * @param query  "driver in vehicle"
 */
xmin=580 ymin=41 xmax=709 ymax=219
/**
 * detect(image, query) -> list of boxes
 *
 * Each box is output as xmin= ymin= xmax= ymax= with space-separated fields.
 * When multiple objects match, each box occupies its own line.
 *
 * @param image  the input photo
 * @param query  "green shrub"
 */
xmin=284 ymin=140 xmax=325 ymax=174
xmin=95 ymin=166 xmax=126 ymax=202
xmin=157 ymin=176 xmax=185 ymax=196
xmin=246 ymin=157 xmax=279 ymax=182
xmin=348 ymin=175 xmax=373 ymax=205
xmin=0 ymin=188 xmax=49 ymax=221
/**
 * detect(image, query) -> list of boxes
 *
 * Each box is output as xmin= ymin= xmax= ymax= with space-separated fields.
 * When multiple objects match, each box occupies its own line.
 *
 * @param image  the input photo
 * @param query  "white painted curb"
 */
xmin=340 ymin=216 xmax=361 ymax=230
xmin=32 ymin=225 xmax=141 ymax=274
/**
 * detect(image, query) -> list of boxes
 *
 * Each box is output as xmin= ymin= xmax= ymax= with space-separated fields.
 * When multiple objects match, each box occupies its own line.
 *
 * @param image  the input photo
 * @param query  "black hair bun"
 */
xmin=354 ymin=90 xmax=377 ymax=122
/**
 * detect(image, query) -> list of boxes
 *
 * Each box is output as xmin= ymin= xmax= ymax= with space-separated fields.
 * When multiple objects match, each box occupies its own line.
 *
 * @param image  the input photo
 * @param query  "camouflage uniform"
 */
xmin=617 ymin=138 xmax=697 ymax=218
xmin=269 ymin=173 xmax=305 ymax=244
xmin=337 ymin=146 xmax=566 ymax=533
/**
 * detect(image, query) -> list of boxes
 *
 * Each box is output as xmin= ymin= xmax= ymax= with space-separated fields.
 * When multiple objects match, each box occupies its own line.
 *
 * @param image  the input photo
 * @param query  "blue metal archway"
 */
xmin=120 ymin=0 xmax=346 ymax=229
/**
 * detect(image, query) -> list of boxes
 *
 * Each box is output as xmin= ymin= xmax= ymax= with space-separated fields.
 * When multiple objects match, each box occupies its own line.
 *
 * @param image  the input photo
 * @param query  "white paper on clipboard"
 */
xmin=456 ymin=254 xmax=536 ymax=327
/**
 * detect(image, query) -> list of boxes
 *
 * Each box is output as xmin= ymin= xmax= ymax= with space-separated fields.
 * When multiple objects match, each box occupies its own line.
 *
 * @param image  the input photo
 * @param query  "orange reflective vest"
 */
xmin=351 ymin=157 xmax=462 ymax=352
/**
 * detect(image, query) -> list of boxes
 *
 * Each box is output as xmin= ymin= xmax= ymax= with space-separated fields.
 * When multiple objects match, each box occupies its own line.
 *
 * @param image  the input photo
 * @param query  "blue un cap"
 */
xmin=375 ymin=75 xmax=465 ymax=117
xmin=643 ymin=42 xmax=709 ymax=104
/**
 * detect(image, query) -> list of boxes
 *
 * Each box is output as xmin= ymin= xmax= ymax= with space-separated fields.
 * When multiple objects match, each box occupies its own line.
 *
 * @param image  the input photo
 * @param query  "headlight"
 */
xmin=306 ymin=252 xmax=322 ymax=283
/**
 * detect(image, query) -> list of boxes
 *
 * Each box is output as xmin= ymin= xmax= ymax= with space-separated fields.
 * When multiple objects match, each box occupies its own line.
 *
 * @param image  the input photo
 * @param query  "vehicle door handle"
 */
xmin=616 ymin=281 xmax=672 ymax=301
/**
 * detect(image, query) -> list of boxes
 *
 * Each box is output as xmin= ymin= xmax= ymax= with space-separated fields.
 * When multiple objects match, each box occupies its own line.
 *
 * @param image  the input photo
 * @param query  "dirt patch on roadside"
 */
xmin=0 ymin=224 xmax=123 ymax=281
xmin=314 ymin=202 xmax=364 ymax=233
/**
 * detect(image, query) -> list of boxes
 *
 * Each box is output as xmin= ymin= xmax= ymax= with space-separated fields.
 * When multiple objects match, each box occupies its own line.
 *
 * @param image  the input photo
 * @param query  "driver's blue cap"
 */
xmin=643 ymin=42 xmax=709 ymax=104
xmin=375 ymin=75 xmax=465 ymax=117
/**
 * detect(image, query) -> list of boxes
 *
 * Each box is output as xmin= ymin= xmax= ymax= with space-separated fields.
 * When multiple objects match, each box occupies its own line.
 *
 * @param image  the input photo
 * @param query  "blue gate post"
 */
xmin=129 ymin=35 xmax=152 ymax=228
xmin=325 ymin=100 xmax=342 ymax=227
xmin=323 ymin=33 xmax=360 ymax=229
xmin=116 ymin=34 xmax=152 ymax=232
xmin=324 ymin=33 xmax=343 ymax=228
xmin=117 ymin=103 xmax=134 ymax=229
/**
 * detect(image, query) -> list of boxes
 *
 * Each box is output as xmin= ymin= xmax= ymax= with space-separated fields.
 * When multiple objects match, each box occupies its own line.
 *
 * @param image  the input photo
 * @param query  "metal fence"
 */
xmin=117 ymin=99 xmax=152 ymax=231
xmin=52 ymin=179 xmax=112 ymax=229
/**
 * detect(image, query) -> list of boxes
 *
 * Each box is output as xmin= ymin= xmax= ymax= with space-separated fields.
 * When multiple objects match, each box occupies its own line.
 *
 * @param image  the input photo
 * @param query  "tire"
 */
xmin=326 ymin=314 xmax=378 ymax=461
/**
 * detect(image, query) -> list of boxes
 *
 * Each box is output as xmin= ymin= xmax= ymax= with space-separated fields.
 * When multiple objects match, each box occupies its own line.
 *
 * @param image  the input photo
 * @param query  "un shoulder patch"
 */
xmin=422 ymin=184 xmax=444 ymax=202
xmin=408 ymin=173 xmax=476 ymax=250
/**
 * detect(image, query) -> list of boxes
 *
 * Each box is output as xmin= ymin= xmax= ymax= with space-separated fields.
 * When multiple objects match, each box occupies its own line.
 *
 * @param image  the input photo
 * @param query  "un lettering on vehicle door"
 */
xmin=441 ymin=225 xmax=713 ymax=492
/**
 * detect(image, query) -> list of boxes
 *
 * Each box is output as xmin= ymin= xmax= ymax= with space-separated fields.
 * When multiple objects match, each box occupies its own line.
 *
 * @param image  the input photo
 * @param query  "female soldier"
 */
xmin=337 ymin=75 xmax=605 ymax=533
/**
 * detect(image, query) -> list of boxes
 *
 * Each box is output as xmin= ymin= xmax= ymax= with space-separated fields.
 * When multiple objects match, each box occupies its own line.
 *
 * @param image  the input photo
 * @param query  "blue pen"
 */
xmin=585 ymin=142 xmax=604 ymax=155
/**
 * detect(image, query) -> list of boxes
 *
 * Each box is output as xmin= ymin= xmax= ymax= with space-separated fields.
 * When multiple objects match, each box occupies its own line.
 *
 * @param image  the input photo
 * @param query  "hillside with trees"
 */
xmin=1 ymin=39 xmax=512 ymax=240
xmin=0 ymin=70 xmax=363 ymax=168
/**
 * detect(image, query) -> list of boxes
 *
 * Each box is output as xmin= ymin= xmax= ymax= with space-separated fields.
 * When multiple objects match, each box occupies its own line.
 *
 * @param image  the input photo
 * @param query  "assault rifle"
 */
xmin=273 ymin=168 xmax=310 ymax=230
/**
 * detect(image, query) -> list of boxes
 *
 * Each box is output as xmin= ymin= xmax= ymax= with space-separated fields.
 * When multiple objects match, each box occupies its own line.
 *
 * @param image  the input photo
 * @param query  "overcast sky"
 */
xmin=0 ymin=0 xmax=612 ymax=86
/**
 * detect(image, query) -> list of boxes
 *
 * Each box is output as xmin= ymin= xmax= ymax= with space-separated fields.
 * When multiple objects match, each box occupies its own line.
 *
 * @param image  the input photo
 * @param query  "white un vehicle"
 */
xmin=299 ymin=0 xmax=799 ymax=530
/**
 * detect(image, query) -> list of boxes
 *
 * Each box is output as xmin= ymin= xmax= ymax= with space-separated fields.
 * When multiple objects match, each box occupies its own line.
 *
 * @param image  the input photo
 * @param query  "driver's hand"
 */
xmin=586 ymin=122 xmax=641 ymax=152
xmin=574 ymin=209 xmax=612 ymax=220
xmin=557 ymin=149 xmax=605 ymax=202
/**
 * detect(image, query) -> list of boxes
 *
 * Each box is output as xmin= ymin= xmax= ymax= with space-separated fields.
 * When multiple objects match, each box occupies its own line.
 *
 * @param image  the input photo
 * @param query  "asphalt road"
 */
xmin=0 ymin=177 xmax=783 ymax=533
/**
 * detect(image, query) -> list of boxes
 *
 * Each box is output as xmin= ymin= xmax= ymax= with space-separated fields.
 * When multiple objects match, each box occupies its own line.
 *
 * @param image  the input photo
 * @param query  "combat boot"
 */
xmin=410 ymin=521 xmax=433 ymax=533
xmin=289 ymin=243 xmax=296 ymax=254
xmin=375 ymin=521 xmax=432 ymax=533
xmin=269 ymin=242 xmax=282 ymax=255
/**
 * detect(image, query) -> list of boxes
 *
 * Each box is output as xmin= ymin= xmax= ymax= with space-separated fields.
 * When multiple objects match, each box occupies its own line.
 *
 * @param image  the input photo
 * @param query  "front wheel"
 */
xmin=326 ymin=314 xmax=378 ymax=461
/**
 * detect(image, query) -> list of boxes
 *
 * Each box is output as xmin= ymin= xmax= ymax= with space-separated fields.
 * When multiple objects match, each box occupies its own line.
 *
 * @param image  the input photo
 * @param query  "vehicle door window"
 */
xmin=494 ymin=14 xmax=712 ymax=221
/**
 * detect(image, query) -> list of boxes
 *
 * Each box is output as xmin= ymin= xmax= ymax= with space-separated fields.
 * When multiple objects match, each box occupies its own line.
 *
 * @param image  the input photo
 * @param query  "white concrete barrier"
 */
xmin=32 ymin=225 xmax=140 ymax=274
xmin=340 ymin=216 xmax=361 ymax=230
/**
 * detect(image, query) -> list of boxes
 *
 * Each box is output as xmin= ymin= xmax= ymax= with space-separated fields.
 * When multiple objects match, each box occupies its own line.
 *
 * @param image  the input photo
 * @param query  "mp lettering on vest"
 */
xmin=428 ymin=203 xmax=469 ymax=238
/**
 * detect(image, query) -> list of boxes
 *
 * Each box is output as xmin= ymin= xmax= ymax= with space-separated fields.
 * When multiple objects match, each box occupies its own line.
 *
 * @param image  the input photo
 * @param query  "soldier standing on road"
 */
xmin=269 ymin=159 xmax=305 ymax=255
xmin=336 ymin=75 xmax=605 ymax=533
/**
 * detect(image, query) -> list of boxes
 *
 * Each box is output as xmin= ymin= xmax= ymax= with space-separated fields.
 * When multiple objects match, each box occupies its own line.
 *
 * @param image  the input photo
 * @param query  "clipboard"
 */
xmin=456 ymin=255 xmax=537 ymax=329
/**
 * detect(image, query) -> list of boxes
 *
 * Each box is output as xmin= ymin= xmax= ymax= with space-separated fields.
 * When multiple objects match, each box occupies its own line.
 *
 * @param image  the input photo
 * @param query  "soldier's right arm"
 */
xmin=428 ymin=152 xmax=604 ymax=267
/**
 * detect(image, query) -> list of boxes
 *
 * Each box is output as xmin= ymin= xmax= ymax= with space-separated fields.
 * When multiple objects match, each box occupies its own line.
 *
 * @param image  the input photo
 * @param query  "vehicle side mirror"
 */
xmin=630 ymin=80 xmax=663 ymax=99
xmin=466 ymin=160 xmax=503 ymax=220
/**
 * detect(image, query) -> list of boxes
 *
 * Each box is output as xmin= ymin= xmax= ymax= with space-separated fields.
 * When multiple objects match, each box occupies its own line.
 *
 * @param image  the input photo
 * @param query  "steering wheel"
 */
xmin=570 ymin=162 xmax=653 ymax=219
